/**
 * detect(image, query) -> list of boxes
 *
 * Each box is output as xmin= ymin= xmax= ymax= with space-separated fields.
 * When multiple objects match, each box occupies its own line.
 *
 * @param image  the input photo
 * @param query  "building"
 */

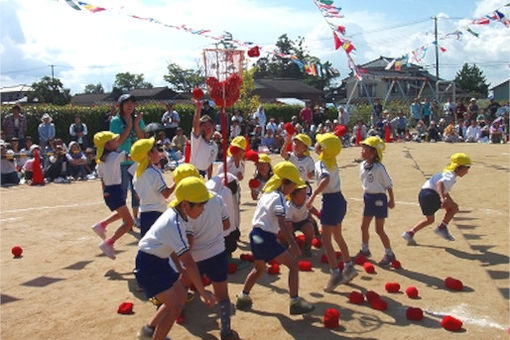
xmin=490 ymin=79 xmax=509 ymax=102
xmin=71 ymin=86 xmax=180 ymax=106
xmin=0 ymin=85 xmax=33 ymax=104
xmin=341 ymin=56 xmax=443 ymax=104
xmin=253 ymin=78 xmax=323 ymax=103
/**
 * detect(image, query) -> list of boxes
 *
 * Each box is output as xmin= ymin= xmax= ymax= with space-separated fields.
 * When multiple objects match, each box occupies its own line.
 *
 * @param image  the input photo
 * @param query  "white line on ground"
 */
xmin=426 ymin=304 xmax=506 ymax=330
xmin=2 ymin=201 xmax=103 ymax=214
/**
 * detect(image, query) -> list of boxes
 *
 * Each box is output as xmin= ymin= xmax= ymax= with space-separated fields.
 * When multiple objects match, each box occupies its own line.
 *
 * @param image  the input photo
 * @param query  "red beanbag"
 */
xmin=406 ymin=307 xmax=423 ymax=321
xmin=248 ymin=178 xmax=261 ymax=189
xmin=363 ymin=262 xmax=375 ymax=273
xmin=365 ymin=290 xmax=380 ymax=303
xmin=268 ymin=259 xmax=279 ymax=266
xmin=267 ymin=263 xmax=280 ymax=275
xmin=311 ymin=238 xmax=322 ymax=248
xmin=405 ymin=286 xmax=419 ymax=299
xmin=320 ymin=254 xmax=329 ymax=263
xmin=390 ymin=260 xmax=402 ymax=269
xmin=385 ymin=282 xmax=400 ymax=293
xmin=11 ymin=245 xmax=23 ymax=258
xmin=355 ymin=255 xmax=368 ymax=265
xmin=117 ymin=301 xmax=134 ymax=314
xmin=370 ymin=298 xmax=388 ymax=311
xmin=349 ymin=291 xmax=364 ymax=304
xmin=441 ymin=315 xmax=463 ymax=331
xmin=192 ymin=87 xmax=204 ymax=100
xmin=323 ymin=308 xmax=340 ymax=328
xmin=337 ymin=261 xmax=344 ymax=271
xmin=298 ymin=260 xmax=312 ymax=271
xmin=295 ymin=234 xmax=306 ymax=248
xmin=240 ymin=253 xmax=254 ymax=262
xmin=245 ymin=150 xmax=259 ymax=162
xmin=334 ymin=125 xmax=347 ymax=138
xmin=444 ymin=277 xmax=463 ymax=291
xmin=227 ymin=263 xmax=238 ymax=274
xmin=335 ymin=251 xmax=342 ymax=258
xmin=283 ymin=122 xmax=296 ymax=136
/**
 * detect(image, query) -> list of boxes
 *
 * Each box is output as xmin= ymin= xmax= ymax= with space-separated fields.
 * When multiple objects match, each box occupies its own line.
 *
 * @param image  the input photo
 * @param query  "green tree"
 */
xmin=163 ymin=63 xmax=204 ymax=92
xmin=27 ymin=76 xmax=71 ymax=105
xmin=455 ymin=63 xmax=489 ymax=98
xmin=237 ymin=67 xmax=261 ymax=114
xmin=83 ymin=83 xmax=104 ymax=94
xmin=113 ymin=72 xmax=153 ymax=92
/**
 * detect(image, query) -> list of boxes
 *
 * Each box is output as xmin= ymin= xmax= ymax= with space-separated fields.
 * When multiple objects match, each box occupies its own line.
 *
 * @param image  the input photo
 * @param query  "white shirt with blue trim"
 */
xmin=252 ymin=190 xmax=287 ymax=234
xmin=360 ymin=161 xmax=393 ymax=194
xmin=133 ymin=165 xmax=168 ymax=213
xmin=315 ymin=160 xmax=341 ymax=194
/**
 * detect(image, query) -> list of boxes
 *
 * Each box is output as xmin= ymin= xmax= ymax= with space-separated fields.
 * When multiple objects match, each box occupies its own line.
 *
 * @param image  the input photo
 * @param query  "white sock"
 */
xmin=385 ymin=248 xmax=393 ymax=256
xmin=361 ymin=243 xmax=369 ymax=252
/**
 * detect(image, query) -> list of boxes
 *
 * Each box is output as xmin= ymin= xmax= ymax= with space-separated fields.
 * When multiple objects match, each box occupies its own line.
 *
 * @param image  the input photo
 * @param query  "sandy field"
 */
xmin=1 ymin=142 xmax=509 ymax=340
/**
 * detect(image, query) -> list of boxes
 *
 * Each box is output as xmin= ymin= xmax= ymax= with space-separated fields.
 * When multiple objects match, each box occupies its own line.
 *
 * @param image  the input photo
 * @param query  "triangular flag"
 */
xmin=337 ymin=26 xmax=346 ymax=34
xmin=440 ymin=46 xmax=447 ymax=52
xmin=466 ymin=27 xmax=480 ymax=37
xmin=343 ymin=42 xmax=354 ymax=54
xmin=333 ymin=32 xmax=342 ymax=50
xmin=385 ymin=59 xmax=396 ymax=70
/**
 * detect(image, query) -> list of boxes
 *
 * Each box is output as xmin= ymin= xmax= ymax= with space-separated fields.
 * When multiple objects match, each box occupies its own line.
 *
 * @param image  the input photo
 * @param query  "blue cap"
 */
xmin=117 ymin=94 xmax=136 ymax=105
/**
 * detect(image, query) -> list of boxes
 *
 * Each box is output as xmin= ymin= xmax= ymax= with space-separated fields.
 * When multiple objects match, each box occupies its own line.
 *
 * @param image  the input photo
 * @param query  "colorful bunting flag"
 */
xmin=333 ymin=32 xmax=342 ymax=50
xmin=472 ymin=17 xmax=490 ymax=25
xmin=466 ymin=27 xmax=480 ymax=37
xmin=77 ymin=1 xmax=105 ymax=13
xmin=65 ymin=0 xmax=81 ymax=10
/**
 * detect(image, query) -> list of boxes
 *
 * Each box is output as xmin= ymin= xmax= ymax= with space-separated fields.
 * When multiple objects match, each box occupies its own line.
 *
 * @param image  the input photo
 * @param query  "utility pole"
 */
xmin=49 ymin=64 xmax=55 ymax=104
xmin=433 ymin=16 xmax=439 ymax=101
xmin=50 ymin=64 xmax=55 ymax=82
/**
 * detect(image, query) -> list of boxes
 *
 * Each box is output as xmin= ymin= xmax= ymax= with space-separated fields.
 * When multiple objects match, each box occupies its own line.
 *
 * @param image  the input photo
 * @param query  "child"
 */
xmin=191 ymin=100 xmax=218 ymax=179
xmin=91 ymin=131 xmax=134 ymax=259
xmin=217 ymin=136 xmax=246 ymax=181
xmin=402 ymin=153 xmax=471 ymax=244
xmin=248 ymin=153 xmax=272 ymax=200
xmin=236 ymin=161 xmax=314 ymax=315
xmin=130 ymin=138 xmax=173 ymax=238
xmin=285 ymin=185 xmax=315 ymax=257
xmin=135 ymin=177 xmax=217 ymax=340
xmin=281 ymin=133 xmax=314 ymax=195
xmin=22 ymin=144 xmax=42 ymax=182
xmin=356 ymin=137 xmax=396 ymax=265
xmin=307 ymin=133 xmax=357 ymax=292
xmin=66 ymin=141 xmax=88 ymax=180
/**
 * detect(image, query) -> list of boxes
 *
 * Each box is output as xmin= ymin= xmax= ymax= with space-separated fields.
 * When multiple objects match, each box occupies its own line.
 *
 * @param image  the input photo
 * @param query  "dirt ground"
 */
xmin=1 ymin=142 xmax=509 ymax=340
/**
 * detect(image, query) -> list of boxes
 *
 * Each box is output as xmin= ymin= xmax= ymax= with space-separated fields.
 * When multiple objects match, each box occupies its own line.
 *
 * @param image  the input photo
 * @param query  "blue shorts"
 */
xmin=103 ymin=184 xmax=125 ymax=211
xmin=292 ymin=218 xmax=312 ymax=231
xmin=140 ymin=211 xmax=163 ymax=238
xmin=250 ymin=228 xmax=285 ymax=262
xmin=321 ymin=192 xmax=347 ymax=226
xmin=134 ymin=250 xmax=179 ymax=299
xmin=363 ymin=193 xmax=388 ymax=218
xmin=418 ymin=189 xmax=441 ymax=216
xmin=196 ymin=251 xmax=228 ymax=283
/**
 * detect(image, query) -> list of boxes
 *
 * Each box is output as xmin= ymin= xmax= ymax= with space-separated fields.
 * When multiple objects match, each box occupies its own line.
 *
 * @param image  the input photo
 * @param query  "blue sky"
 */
xmin=1 ymin=0 xmax=508 ymax=94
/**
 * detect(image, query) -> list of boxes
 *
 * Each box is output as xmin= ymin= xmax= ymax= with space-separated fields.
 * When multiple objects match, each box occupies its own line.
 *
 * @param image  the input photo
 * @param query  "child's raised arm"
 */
xmin=192 ymin=100 xmax=203 ymax=137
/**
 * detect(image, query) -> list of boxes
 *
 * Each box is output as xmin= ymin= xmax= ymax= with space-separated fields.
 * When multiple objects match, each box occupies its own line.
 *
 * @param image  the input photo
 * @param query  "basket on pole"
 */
xmin=203 ymin=48 xmax=244 ymax=184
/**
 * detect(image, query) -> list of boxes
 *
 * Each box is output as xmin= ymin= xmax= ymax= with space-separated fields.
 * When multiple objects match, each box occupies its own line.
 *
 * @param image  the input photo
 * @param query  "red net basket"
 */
xmin=203 ymin=49 xmax=244 ymax=108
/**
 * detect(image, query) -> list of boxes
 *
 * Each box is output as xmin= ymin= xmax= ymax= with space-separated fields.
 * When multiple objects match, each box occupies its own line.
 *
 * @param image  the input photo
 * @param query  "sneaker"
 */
xmin=342 ymin=265 xmax=358 ymax=283
xmin=235 ymin=294 xmax=253 ymax=310
xmin=401 ymin=231 xmax=417 ymax=245
xmin=324 ymin=271 xmax=343 ymax=292
xmin=303 ymin=244 xmax=312 ymax=257
xmin=91 ymin=222 xmax=106 ymax=240
xmin=99 ymin=241 xmax=116 ymax=259
xmin=137 ymin=325 xmax=154 ymax=340
xmin=356 ymin=249 xmax=371 ymax=258
xmin=378 ymin=253 xmax=396 ymax=266
xmin=434 ymin=226 xmax=455 ymax=241
xmin=221 ymin=330 xmax=240 ymax=340
xmin=289 ymin=297 xmax=315 ymax=315
xmin=134 ymin=217 xmax=141 ymax=228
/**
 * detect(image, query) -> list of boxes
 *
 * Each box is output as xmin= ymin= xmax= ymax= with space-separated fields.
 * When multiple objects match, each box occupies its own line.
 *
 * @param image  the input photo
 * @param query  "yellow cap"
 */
xmin=130 ymin=138 xmax=155 ymax=177
xmin=257 ymin=153 xmax=271 ymax=164
xmin=169 ymin=177 xmax=214 ymax=208
xmin=316 ymin=133 xmax=341 ymax=170
xmin=93 ymin=131 xmax=119 ymax=163
xmin=227 ymin=136 xmax=247 ymax=157
xmin=293 ymin=133 xmax=311 ymax=156
xmin=361 ymin=136 xmax=385 ymax=162
xmin=263 ymin=161 xmax=305 ymax=192
xmin=444 ymin=153 xmax=472 ymax=172
xmin=173 ymin=163 xmax=200 ymax=184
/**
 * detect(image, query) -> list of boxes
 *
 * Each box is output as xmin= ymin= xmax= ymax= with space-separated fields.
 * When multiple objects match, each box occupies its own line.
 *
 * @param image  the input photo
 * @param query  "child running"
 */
xmin=236 ymin=161 xmax=315 ymax=315
xmin=135 ymin=177 xmax=216 ymax=340
xmin=307 ymin=133 xmax=357 ymax=292
xmin=91 ymin=131 xmax=134 ymax=259
xmin=402 ymin=153 xmax=471 ymax=244
xmin=356 ymin=136 xmax=397 ymax=265
xmin=130 ymin=138 xmax=173 ymax=238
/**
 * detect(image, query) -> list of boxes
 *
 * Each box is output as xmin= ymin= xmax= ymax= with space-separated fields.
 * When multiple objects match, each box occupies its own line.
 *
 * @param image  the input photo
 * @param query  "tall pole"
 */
xmin=50 ymin=64 xmax=55 ymax=82
xmin=433 ymin=17 xmax=439 ymax=79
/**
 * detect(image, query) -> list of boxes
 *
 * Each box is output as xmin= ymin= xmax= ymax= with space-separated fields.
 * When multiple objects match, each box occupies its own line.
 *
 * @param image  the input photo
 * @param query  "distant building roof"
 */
xmin=254 ymin=78 xmax=323 ymax=102
xmin=0 ymin=85 xmax=33 ymax=93
xmin=490 ymin=79 xmax=509 ymax=90
xmin=71 ymin=93 xmax=110 ymax=106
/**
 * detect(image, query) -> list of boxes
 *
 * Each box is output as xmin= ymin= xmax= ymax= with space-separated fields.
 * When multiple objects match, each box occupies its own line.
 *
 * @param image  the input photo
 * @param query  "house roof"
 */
xmin=255 ymin=79 xmax=323 ymax=95
xmin=129 ymin=87 xmax=175 ymax=97
xmin=490 ymin=79 xmax=509 ymax=90
xmin=71 ymin=93 xmax=110 ymax=105
xmin=0 ymin=85 xmax=33 ymax=93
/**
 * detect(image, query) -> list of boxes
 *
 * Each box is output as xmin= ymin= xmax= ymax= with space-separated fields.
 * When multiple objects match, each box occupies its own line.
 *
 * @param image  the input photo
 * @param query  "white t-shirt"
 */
xmin=162 ymin=110 xmax=180 ymax=128
xmin=133 ymin=166 xmax=168 ymax=213
xmin=206 ymin=174 xmax=239 ymax=236
xmin=217 ymin=157 xmax=245 ymax=179
xmin=96 ymin=151 xmax=125 ymax=186
xmin=288 ymin=153 xmax=314 ymax=181
xmin=190 ymin=133 xmax=218 ymax=171
xmin=422 ymin=171 xmax=457 ymax=194
xmin=252 ymin=190 xmax=287 ymax=234
xmin=360 ymin=161 xmax=392 ymax=194
xmin=138 ymin=208 xmax=190 ymax=258
xmin=186 ymin=194 xmax=229 ymax=262
xmin=285 ymin=201 xmax=309 ymax=223
xmin=315 ymin=161 xmax=341 ymax=194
